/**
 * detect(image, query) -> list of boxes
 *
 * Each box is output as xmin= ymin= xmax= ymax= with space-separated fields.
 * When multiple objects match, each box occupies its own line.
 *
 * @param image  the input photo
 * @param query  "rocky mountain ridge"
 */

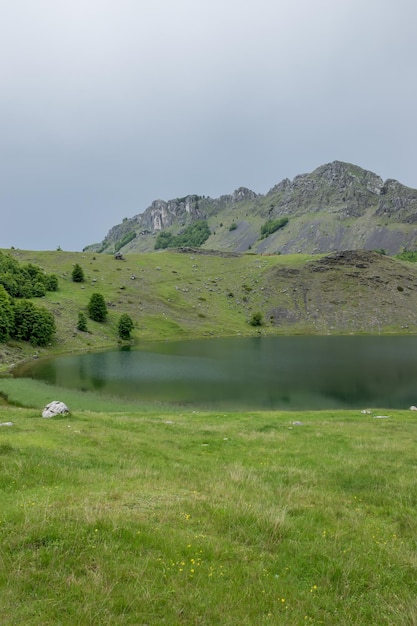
xmin=85 ymin=161 xmax=417 ymax=255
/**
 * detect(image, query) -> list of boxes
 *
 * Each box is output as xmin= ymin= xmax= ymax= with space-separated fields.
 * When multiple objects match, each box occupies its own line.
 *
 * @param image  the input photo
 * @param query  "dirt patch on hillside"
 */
xmin=264 ymin=251 xmax=417 ymax=332
xmin=175 ymin=247 xmax=242 ymax=258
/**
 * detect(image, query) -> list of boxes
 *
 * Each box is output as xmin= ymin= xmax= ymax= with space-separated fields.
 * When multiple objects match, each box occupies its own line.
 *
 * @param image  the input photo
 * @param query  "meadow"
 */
xmin=1 ymin=385 xmax=417 ymax=624
xmin=2 ymin=249 xmax=417 ymax=624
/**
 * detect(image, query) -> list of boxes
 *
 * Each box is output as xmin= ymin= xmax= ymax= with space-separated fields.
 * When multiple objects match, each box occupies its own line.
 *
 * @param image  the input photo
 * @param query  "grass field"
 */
xmin=2 ymin=249 xmax=417 ymax=624
xmin=1 ymin=395 xmax=417 ymax=625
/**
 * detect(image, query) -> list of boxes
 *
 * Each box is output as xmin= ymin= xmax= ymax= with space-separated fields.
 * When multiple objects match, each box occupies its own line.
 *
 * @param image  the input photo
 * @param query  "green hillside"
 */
xmin=2 ymin=247 xmax=417 ymax=370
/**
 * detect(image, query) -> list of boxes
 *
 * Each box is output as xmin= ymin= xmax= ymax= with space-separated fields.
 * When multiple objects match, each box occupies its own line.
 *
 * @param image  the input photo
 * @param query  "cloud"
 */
xmin=1 ymin=0 xmax=417 ymax=249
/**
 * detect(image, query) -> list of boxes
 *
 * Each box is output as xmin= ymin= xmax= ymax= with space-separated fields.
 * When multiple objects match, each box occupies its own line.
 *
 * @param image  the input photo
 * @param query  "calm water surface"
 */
xmin=14 ymin=336 xmax=417 ymax=410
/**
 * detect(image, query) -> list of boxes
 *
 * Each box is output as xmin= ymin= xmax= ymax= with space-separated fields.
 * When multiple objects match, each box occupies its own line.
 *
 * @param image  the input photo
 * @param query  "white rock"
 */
xmin=42 ymin=401 xmax=70 ymax=418
xmin=410 ymin=406 xmax=417 ymax=411
xmin=0 ymin=421 xmax=13 ymax=427
xmin=373 ymin=415 xmax=390 ymax=419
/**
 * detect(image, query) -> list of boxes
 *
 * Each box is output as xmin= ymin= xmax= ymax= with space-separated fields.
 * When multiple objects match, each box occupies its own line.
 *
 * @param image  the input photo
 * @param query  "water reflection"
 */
xmin=14 ymin=336 xmax=417 ymax=410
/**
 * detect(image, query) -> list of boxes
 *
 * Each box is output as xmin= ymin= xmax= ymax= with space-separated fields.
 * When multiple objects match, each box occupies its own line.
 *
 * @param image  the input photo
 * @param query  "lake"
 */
xmin=13 ymin=335 xmax=417 ymax=410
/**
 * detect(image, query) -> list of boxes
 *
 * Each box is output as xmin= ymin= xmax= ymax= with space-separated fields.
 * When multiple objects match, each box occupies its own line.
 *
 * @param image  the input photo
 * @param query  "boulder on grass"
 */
xmin=42 ymin=401 xmax=69 ymax=418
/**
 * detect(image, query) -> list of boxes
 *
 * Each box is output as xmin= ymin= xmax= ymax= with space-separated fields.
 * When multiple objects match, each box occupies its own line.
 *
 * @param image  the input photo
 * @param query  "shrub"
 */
xmin=155 ymin=231 xmax=175 ymax=250
xmin=87 ymin=293 xmax=107 ymax=322
xmin=155 ymin=220 xmax=211 ymax=250
xmin=114 ymin=231 xmax=136 ymax=253
xmin=0 ymin=253 xmax=58 ymax=298
xmin=118 ymin=313 xmax=134 ymax=340
xmin=229 ymin=222 xmax=237 ymax=231
xmin=32 ymin=281 xmax=46 ymax=297
xmin=12 ymin=300 xmax=56 ymax=346
xmin=77 ymin=312 xmax=88 ymax=332
xmin=397 ymin=250 xmax=417 ymax=262
xmin=260 ymin=217 xmax=289 ymax=238
xmin=0 ymin=285 xmax=14 ymax=342
xmin=45 ymin=274 xmax=59 ymax=291
xmin=249 ymin=312 xmax=263 ymax=327
xmin=72 ymin=264 xmax=85 ymax=283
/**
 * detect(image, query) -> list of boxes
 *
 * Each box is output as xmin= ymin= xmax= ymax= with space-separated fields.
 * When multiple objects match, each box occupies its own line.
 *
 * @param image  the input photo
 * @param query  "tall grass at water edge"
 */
xmin=1 ymin=397 xmax=417 ymax=624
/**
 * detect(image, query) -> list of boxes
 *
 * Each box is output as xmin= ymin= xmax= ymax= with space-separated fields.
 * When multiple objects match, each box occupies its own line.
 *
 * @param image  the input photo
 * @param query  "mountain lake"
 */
xmin=13 ymin=335 xmax=417 ymax=410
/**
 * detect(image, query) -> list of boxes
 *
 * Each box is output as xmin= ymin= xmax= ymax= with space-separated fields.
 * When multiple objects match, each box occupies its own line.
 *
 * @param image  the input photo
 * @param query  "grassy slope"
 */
xmin=2 ymin=248 xmax=417 ymax=373
xmin=2 ymin=405 xmax=417 ymax=625
xmin=0 ymin=249 xmax=313 ymax=370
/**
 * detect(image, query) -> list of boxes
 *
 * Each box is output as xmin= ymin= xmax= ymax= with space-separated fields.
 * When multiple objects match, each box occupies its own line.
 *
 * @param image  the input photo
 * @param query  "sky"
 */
xmin=1 ymin=0 xmax=416 ymax=251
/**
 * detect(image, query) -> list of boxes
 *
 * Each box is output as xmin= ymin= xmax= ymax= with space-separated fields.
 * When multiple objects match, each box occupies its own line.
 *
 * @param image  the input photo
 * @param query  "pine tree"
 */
xmin=118 ymin=313 xmax=134 ymax=340
xmin=77 ymin=312 xmax=88 ymax=332
xmin=87 ymin=293 xmax=107 ymax=322
xmin=72 ymin=263 xmax=85 ymax=283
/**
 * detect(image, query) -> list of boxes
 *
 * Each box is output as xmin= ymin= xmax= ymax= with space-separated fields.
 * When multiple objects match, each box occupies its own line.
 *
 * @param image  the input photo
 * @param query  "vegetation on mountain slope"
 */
xmin=85 ymin=161 xmax=417 ymax=256
xmin=1 ymin=247 xmax=417 ymax=370
xmin=0 ymin=251 xmax=57 ymax=346
xmin=154 ymin=220 xmax=211 ymax=249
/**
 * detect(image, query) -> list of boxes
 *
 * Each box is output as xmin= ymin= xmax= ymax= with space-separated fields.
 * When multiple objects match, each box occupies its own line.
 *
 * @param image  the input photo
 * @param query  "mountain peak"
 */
xmin=85 ymin=162 xmax=417 ymax=256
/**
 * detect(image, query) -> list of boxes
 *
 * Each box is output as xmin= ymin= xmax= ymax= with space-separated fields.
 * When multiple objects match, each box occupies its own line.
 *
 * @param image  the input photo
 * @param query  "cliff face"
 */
xmin=85 ymin=162 xmax=417 ymax=255
xmin=268 ymin=161 xmax=384 ymax=217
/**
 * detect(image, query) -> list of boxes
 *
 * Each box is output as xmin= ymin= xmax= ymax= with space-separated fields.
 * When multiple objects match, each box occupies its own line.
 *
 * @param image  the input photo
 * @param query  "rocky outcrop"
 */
xmin=86 ymin=187 xmax=258 ymax=253
xmin=375 ymin=179 xmax=417 ymax=223
xmin=85 ymin=161 xmax=417 ymax=256
xmin=42 ymin=401 xmax=69 ymax=418
xmin=267 ymin=161 xmax=385 ymax=218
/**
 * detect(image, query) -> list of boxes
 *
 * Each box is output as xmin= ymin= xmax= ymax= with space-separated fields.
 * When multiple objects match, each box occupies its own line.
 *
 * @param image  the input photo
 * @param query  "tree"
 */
xmin=154 ymin=220 xmax=211 ymax=250
xmin=0 ymin=252 xmax=59 ymax=298
xmin=155 ymin=231 xmax=174 ymax=250
xmin=12 ymin=300 xmax=56 ymax=346
xmin=87 ymin=293 xmax=107 ymax=322
xmin=72 ymin=263 xmax=85 ymax=283
xmin=118 ymin=313 xmax=134 ymax=340
xmin=0 ymin=285 xmax=14 ymax=342
xmin=77 ymin=312 xmax=88 ymax=332
xmin=260 ymin=217 xmax=289 ymax=239
xmin=45 ymin=274 xmax=59 ymax=291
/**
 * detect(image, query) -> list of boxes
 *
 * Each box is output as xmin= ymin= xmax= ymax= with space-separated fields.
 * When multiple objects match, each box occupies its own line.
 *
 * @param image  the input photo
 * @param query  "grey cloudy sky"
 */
xmin=1 ymin=0 xmax=416 ymax=251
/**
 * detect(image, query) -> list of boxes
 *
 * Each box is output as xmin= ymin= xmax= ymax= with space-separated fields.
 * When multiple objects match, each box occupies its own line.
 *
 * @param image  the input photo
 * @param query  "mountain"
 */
xmin=85 ymin=161 xmax=417 ymax=255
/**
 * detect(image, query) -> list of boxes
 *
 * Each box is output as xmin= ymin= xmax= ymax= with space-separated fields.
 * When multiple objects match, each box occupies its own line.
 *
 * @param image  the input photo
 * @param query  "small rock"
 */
xmin=0 ymin=421 xmax=13 ymax=427
xmin=292 ymin=421 xmax=304 ymax=426
xmin=373 ymin=415 xmax=390 ymax=419
xmin=361 ymin=409 xmax=372 ymax=414
xmin=410 ymin=406 xmax=417 ymax=411
xmin=42 ymin=401 xmax=70 ymax=418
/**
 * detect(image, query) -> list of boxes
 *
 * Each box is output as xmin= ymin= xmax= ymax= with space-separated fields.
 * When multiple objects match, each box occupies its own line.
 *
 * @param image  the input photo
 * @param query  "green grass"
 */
xmin=3 ymin=248 xmax=417 ymax=375
xmin=0 ymin=249 xmax=318 ymax=372
xmin=2 ymin=249 xmax=417 ymax=622
xmin=1 ymin=403 xmax=417 ymax=624
xmin=0 ymin=377 xmax=171 ymax=413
